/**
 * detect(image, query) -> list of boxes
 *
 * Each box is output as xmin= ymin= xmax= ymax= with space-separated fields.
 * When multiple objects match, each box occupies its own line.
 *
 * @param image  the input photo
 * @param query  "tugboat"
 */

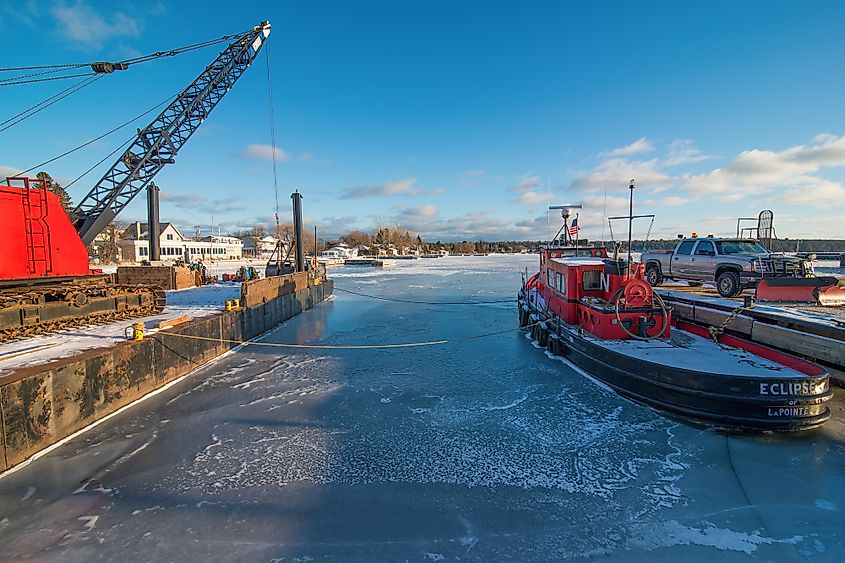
xmin=517 ymin=182 xmax=831 ymax=431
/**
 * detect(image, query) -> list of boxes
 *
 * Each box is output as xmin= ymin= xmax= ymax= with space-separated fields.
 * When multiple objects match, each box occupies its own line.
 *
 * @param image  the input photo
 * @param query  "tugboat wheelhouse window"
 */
xmin=556 ymin=272 xmax=565 ymax=294
xmin=547 ymin=269 xmax=554 ymax=287
xmin=582 ymin=270 xmax=602 ymax=291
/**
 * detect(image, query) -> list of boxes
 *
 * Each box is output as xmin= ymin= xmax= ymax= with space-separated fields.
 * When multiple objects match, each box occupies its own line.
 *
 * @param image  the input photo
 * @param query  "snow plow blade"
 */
xmin=756 ymin=276 xmax=845 ymax=306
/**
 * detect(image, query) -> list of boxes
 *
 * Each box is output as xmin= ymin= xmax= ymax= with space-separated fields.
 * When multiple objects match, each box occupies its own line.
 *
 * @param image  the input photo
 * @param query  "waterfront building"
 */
xmin=118 ymin=221 xmax=243 ymax=262
xmin=241 ymin=235 xmax=280 ymax=258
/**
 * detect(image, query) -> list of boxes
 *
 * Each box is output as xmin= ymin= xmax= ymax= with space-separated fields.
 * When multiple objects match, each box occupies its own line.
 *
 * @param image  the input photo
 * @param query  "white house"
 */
xmin=319 ymin=243 xmax=358 ymax=262
xmin=370 ymin=243 xmax=398 ymax=257
xmin=241 ymin=235 xmax=280 ymax=258
xmin=119 ymin=221 xmax=243 ymax=262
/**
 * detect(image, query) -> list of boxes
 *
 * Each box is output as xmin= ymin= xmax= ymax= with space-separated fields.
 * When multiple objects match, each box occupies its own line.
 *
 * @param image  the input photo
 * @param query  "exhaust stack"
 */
xmin=291 ymin=191 xmax=304 ymax=272
xmin=146 ymin=183 xmax=161 ymax=261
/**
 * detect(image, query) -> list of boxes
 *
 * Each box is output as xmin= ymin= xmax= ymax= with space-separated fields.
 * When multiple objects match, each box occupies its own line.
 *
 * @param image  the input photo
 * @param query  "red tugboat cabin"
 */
xmin=534 ymin=245 xmax=671 ymax=340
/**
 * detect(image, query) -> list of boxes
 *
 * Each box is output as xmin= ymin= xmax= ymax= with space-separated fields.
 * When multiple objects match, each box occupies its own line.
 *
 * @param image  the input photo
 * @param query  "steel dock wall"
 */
xmin=0 ymin=278 xmax=333 ymax=473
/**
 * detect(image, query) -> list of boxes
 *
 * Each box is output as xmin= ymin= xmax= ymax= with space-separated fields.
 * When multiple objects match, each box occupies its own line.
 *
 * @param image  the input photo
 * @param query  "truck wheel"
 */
xmin=645 ymin=265 xmax=663 ymax=286
xmin=688 ymin=281 xmax=704 ymax=287
xmin=716 ymin=271 xmax=741 ymax=297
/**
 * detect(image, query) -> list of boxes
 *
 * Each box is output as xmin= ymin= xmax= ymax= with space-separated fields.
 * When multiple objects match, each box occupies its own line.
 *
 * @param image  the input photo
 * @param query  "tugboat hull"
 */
xmin=519 ymin=294 xmax=832 ymax=432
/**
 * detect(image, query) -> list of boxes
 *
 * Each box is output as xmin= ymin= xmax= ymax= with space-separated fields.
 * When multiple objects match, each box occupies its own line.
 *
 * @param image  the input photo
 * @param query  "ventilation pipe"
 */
xmin=146 ymin=183 xmax=161 ymax=261
xmin=291 ymin=191 xmax=304 ymax=272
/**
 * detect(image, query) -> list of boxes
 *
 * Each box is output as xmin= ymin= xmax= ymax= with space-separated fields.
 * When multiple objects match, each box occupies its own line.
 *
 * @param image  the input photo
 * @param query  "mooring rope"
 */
xmin=153 ymin=322 xmax=538 ymax=350
xmin=334 ymin=286 xmax=515 ymax=305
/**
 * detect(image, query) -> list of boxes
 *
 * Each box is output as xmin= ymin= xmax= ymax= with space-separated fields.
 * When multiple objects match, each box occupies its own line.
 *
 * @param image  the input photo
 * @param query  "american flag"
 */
xmin=569 ymin=217 xmax=580 ymax=236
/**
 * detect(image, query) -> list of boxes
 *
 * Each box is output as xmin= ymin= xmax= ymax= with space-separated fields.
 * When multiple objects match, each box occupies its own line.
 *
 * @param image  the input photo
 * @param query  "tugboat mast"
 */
xmin=627 ymin=178 xmax=635 ymax=268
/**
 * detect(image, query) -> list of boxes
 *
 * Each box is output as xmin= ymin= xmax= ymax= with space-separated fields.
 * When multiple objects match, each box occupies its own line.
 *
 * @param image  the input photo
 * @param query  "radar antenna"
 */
xmin=548 ymin=204 xmax=582 ymax=246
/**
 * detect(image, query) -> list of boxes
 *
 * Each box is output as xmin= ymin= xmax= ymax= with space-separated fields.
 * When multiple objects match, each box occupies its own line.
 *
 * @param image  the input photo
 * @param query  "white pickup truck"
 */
xmin=641 ymin=237 xmax=810 ymax=297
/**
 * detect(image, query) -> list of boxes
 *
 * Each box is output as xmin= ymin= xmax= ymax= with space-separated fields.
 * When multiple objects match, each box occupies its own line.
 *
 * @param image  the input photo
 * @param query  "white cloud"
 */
xmin=812 ymin=133 xmax=838 ymax=144
xmin=600 ymin=137 xmax=654 ymax=157
xmin=573 ymin=134 xmax=845 ymax=208
xmin=777 ymin=179 xmax=845 ymax=205
xmin=572 ymin=157 xmax=675 ymax=193
xmin=511 ymin=173 xmax=542 ymax=193
xmin=52 ymin=1 xmax=140 ymax=48
xmin=159 ymin=191 xmax=206 ymax=204
xmin=683 ymin=134 xmax=845 ymax=200
xmin=518 ymin=191 xmax=553 ymax=204
xmin=662 ymin=196 xmax=688 ymax=206
xmin=0 ymin=165 xmax=27 ymax=180
xmin=663 ymin=139 xmax=711 ymax=167
xmin=397 ymin=204 xmax=439 ymax=224
xmin=341 ymin=178 xmax=436 ymax=199
xmin=2 ymin=1 xmax=39 ymax=25
xmin=297 ymin=151 xmax=329 ymax=163
xmin=241 ymin=144 xmax=291 ymax=162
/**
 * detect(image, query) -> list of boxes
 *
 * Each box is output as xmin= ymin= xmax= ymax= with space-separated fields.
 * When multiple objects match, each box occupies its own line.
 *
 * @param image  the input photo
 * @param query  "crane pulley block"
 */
xmin=91 ymin=62 xmax=129 ymax=74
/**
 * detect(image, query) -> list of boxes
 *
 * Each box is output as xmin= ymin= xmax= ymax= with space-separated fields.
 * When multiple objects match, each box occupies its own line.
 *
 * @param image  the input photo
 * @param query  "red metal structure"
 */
xmin=531 ymin=245 xmax=670 ymax=341
xmin=0 ymin=177 xmax=91 ymax=280
xmin=0 ymin=23 xmax=272 ymax=341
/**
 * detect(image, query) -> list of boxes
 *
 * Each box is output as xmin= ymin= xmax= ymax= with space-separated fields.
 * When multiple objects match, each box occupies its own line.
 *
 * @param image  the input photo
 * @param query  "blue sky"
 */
xmin=2 ymin=1 xmax=844 ymax=241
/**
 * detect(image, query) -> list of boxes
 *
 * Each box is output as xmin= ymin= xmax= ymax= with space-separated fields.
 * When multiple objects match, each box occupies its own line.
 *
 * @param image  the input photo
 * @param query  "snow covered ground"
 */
xmin=0 ymin=254 xmax=843 ymax=561
xmin=0 ymin=283 xmax=241 ymax=375
xmin=95 ymin=258 xmax=268 ymax=278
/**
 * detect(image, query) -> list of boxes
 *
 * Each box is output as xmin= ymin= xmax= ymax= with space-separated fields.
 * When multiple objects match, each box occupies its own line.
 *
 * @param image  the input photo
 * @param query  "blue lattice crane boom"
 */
xmin=72 ymin=21 xmax=271 ymax=245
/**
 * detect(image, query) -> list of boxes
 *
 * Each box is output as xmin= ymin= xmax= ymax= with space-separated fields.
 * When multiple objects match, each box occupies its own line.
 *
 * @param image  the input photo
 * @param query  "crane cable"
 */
xmin=0 ymin=75 xmax=103 ymax=133
xmin=151 ymin=320 xmax=538 ymax=350
xmin=265 ymin=43 xmax=281 ymax=231
xmin=65 ymin=136 xmax=135 ymax=189
xmin=0 ymin=62 xmax=86 ymax=72
xmin=159 ymin=191 xmax=212 ymax=227
xmin=3 ymin=92 xmax=179 ymax=180
xmin=0 ymin=29 xmax=252 ymax=86
xmin=0 ymin=28 xmax=251 ymax=131
xmin=116 ymin=30 xmax=251 ymax=66
xmin=334 ymin=286 xmax=514 ymax=305
xmin=0 ymin=68 xmax=91 ymax=86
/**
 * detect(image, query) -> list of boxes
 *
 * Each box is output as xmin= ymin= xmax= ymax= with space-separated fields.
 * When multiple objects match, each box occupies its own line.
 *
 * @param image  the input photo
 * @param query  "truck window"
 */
xmin=695 ymin=241 xmax=715 ymax=256
xmin=714 ymin=240 xmax=767 ymax=254
xmin=676 ymin=240 xmax=695 ymax=255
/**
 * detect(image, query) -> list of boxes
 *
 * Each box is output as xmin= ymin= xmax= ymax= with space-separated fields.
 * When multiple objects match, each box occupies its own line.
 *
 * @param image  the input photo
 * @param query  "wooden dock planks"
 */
xmin=659 ymin=290 xmax=845 ymax=375
xmin=750 ymin=323 xmax=842 ymax=366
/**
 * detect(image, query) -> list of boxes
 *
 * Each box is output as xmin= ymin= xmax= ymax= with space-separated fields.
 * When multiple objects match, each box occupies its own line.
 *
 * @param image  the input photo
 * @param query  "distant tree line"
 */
xmin=331 ymin=225 xmax=540 ymax=254
xmin=232 ymin=219 xmax=845 ymax=256
xmin=627 ymin=238 xmax=845 ymax=252
xmin=329 ymin=231 xmax=845 ymax=254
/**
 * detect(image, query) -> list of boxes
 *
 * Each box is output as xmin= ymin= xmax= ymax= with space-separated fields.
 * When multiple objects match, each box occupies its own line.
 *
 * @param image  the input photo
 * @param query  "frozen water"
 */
xmin=0 ymin=255 xmax=843 ymax=561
